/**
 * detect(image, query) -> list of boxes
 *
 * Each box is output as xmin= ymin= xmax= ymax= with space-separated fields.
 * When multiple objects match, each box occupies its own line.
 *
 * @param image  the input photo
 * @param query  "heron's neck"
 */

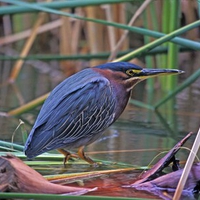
xmin=124 ymin=78 xmax=142 ymax=92
xmin=94 ymin=68 xmax=131 ymax=119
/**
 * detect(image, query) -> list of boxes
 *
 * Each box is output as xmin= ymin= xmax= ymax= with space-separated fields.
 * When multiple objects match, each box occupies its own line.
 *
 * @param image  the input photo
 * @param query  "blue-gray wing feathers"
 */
xmin=24 ymin=69 xmax=116 ymax=158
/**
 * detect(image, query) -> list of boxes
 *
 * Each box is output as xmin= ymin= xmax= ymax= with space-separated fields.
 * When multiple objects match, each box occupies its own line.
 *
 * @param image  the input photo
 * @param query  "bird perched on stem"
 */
xmin=24 ymin=62 xmax=183 ymax=166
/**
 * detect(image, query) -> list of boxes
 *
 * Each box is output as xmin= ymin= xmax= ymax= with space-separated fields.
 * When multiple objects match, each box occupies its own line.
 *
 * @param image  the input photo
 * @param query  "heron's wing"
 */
xmin=32 ymin=68 xmax=98 ymax=128
xmin=24 ymin=70 xmax=116 ymax=157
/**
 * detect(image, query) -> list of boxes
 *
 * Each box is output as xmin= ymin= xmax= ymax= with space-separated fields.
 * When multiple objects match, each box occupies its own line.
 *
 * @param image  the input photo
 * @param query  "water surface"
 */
xmin=0 ymin=56 xmax=200 ymax=199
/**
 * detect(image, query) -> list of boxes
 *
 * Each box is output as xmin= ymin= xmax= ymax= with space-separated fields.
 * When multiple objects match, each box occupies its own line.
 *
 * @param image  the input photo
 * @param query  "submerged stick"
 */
xmin=0 ymin=154 xmax=96 ymax=194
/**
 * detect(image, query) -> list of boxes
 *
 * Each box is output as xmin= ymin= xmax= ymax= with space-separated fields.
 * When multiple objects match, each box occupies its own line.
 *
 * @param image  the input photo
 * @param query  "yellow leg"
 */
xmin=57 ymin=149 xmax=78 ymax=165
xmin=78 ymin=146 xmax=97 ymax=165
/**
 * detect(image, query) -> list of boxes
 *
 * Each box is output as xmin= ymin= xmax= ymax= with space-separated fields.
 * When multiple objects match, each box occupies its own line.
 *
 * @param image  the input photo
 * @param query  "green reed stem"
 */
xmin=166 ymin=0 xmax=180 ymax=91
xmin=0 ymin=140 xmax=24 ymax=151
xmin=0 ymin=0 xmax=133 ymax=15
xmin=142 ymin=6 xmax=154 ymax=109
xmin=0 ymin=46 xmax=192 ymax=61
xmin=160 ymin=0 xmax=170 ymax=87
xmin=0 ymin=193 xmax=143 ymax=200
xmin=162 ymin=1 xmax=180 ymax=132
xmin=129 ymin=99 xmax=154 ymax=110
xmin=154 ymin=68 xmax=200 ymax=109
xmin=8 ymin=93 xmax=48 ymax=116
xmin=115 ymin=20 xmax=200 ymax=62
xmin=150 ymin=1 xmax=161 ymax=67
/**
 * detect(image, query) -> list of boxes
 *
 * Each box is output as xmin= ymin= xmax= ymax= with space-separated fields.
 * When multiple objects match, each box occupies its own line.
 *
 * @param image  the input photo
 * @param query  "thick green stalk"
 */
xmin=150 ymin=1 xmax=162 ymax=68
xmin=164 ymin=0 xmax=180 ymax=133
xmin=166 ymin=0 xmax=180 ymax=91
xmin=142 ymin=6 xmax=154 ymax=111
xmin=162 ymin=0 xmax=170 ymax=35
xmin=160 ymin=0 xmax=170 ymax=86
xmin=161 ymin=1 xmax=170 ymax=60
xmin=198 ymin=0 xmax=200 ymax=18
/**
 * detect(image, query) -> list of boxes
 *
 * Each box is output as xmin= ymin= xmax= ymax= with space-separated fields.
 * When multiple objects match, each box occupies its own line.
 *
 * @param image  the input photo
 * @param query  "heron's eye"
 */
xmin=126 ymin=69 xmax=141 ymax=77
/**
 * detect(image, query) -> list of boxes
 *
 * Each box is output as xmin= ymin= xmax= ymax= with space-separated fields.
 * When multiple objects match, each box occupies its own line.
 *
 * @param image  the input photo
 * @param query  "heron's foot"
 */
xmin=78 ymin=146 xmax=101 ymax=167
xmin=57 ymin=149 xmax=79 ymax=166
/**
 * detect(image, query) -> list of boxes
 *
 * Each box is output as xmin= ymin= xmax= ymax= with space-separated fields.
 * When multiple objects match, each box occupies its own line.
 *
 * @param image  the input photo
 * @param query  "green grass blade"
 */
xmin=0 ymin=193 xmax=148 ymax=200
xmin=160 ymin=0 xmax=170 ymax=85
xmin=114 ymin=20 xmax=200 ymax=62
xmin=129 ymin=99 xmax=154 ymax=110
xmin=142 ymin=6 xmax=154 ymax=103
xmin=0 ymin=146 xmax=21 ymax=152
xmin=8 ymin=93 xmax=48 ymax=116
xmin=154 ymin=68 xmax=200 ymax=109
xmin=0 ymin=140 xmax=24 ymax=151
xmin=166 ymin=0 xmax=180 ymax=91
xmin=0 ymin=46 xmax=192 ymax=61
xmin=198 ymin=0 xmax=200 ymax=18
xmin=0 ymin=0 xmax=134 ymax=15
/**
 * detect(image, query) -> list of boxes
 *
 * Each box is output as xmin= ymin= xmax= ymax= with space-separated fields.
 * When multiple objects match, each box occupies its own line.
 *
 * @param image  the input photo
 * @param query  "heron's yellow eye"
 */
xmin=126 ymin=69 xmax=141 ymax=76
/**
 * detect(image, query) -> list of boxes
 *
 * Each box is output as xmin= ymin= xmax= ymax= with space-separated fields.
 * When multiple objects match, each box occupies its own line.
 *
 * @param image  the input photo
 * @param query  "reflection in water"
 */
xmin=67 ymin=170 xmax=158 ymax=199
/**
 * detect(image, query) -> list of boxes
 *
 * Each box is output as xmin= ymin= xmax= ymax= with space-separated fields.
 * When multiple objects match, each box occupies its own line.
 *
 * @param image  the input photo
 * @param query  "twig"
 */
xmin=108 ymin=0 xmax=152 ymax=61
xmin=9 ymin=0 xmax=52 ymax=83
xmin=0 ymin=19 xmax=61 ymax=45
xmin=8 ymin=13 xmax=46 ymax=82
xmin=102 ymin=4 xmax=116 ymax=51
xmin=173 ymin=127 xmax=200 ymax=200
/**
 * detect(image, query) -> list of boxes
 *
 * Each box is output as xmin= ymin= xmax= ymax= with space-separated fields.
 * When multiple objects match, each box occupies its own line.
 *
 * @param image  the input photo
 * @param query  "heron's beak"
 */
xmin=139 ymin=68 xmax=184 ymax=79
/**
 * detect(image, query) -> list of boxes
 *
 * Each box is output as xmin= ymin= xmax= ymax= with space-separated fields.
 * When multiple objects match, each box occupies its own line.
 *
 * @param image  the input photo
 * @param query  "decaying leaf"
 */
xmin=125 ymin=132 xmax=200 ymax=200
xmin=0 ymin=154 xmax=96 ymax=195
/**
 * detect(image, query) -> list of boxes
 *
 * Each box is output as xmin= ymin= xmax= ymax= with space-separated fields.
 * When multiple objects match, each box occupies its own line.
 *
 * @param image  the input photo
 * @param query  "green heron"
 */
xmin=24 ymin=62 xmax=183 ymax=165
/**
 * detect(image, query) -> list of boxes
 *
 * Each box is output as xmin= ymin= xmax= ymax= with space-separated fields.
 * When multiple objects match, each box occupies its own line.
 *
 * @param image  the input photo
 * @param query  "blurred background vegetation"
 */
xmin=0 ymin=0 xmax=200 ymax=149
xmin=0 ymin=0 xmax=199 ymax=110
xmin=0 ymin=0 xmax=200 ymax=199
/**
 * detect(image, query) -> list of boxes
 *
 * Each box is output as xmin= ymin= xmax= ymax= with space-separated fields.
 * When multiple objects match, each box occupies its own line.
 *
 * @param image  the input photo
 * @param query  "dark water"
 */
xmin=0 ymin=54 xmax=200 ymax=199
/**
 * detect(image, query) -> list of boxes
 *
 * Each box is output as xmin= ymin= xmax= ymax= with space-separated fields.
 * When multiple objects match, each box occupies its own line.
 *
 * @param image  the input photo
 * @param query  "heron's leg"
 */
xmin=78 ymin=146 xmax=97 ymax=165
xmin=57 ymin=149 xmax=78 ymax=165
